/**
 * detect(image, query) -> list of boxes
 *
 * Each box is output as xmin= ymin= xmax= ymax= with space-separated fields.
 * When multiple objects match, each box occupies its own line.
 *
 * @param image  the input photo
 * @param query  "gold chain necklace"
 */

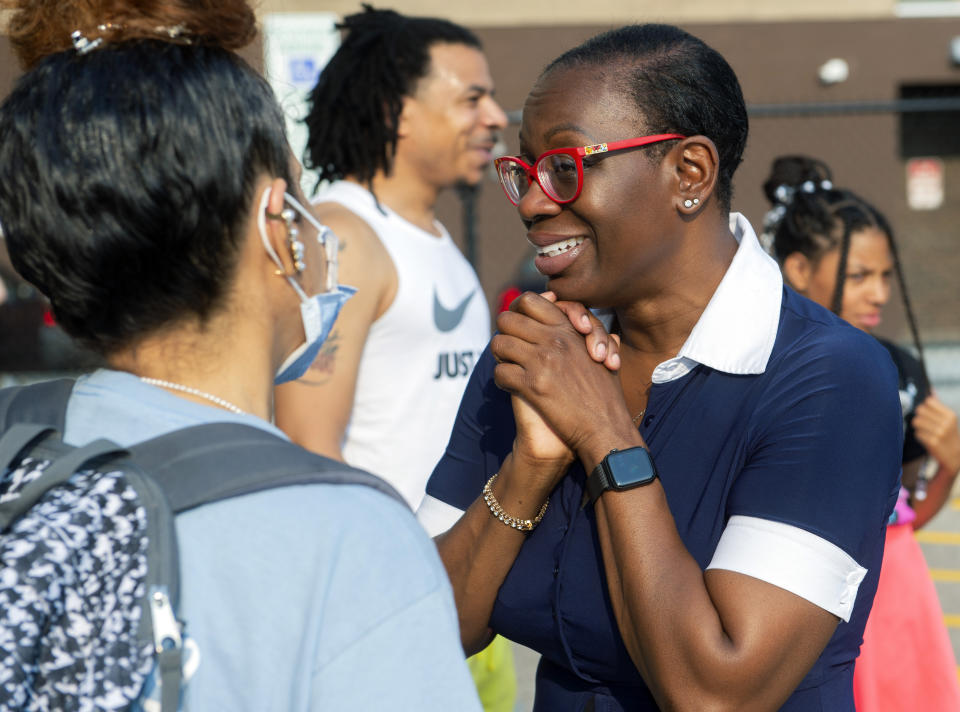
xmin=631 ymin=381 xmax=653 ymax=427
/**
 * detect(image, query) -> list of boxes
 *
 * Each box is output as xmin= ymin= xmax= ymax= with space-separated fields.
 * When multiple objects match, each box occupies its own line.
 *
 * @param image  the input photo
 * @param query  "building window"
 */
xmin=900 ymin=85 xmax=960 ymax=157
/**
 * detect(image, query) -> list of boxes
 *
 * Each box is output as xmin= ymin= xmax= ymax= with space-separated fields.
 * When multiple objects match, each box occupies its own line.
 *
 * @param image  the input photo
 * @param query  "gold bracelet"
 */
xmin=482 ymin=473 xmax=549 ymax=532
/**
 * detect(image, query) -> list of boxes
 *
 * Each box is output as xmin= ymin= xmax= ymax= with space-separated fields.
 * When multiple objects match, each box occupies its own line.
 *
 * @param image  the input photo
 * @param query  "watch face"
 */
xmin=606 ymin=447 xmax=658 ymax=489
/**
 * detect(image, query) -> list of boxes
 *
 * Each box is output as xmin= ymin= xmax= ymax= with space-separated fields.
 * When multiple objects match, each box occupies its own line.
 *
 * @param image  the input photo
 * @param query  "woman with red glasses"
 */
xmin=417 ymin=24 xmax=902 ymax=711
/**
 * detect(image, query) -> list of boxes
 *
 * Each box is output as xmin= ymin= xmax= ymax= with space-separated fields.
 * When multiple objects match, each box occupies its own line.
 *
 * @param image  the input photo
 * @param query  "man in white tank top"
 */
xmin=274 ymin=11 xmax=514 ymax=710
xmin=274 ymin=7 xmax=506 ymax=511
xmin=306 ymin=180 xmax=491 ymax=508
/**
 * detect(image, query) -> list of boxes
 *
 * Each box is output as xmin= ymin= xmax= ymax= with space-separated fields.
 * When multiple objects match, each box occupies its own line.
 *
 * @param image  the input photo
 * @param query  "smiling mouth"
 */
xmin=471 ymin=138 xmax=497 ymax=152
xmin=536 ymin=237 xmax=585 ymax=257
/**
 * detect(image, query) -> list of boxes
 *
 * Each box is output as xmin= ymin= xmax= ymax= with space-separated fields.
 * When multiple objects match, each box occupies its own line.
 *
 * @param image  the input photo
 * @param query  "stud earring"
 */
xmin=682 ymin=198 xmax=700 ymax=209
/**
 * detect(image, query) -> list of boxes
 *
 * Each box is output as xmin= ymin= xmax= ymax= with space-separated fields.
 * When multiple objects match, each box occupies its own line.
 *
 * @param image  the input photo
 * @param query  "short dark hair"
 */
xmin=303 ymin=5 xmax=481 ymax=188
xmin=0 ymin=41 xmax=292 ymax=355
xmin=544 ymin=24 xmax=748 ymax=211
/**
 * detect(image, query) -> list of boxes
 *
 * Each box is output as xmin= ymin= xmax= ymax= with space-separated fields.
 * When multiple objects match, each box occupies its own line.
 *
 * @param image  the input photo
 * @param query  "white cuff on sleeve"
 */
xmin=416 ymin=494 xmax=465 ymax=537
xmin=707 ymin=515 xmax=867 ymax=622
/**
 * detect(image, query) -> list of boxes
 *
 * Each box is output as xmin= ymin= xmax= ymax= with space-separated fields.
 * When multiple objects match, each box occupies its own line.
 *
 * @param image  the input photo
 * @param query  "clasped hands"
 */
xmin=491 ymin=291 xmax=638 ymax=486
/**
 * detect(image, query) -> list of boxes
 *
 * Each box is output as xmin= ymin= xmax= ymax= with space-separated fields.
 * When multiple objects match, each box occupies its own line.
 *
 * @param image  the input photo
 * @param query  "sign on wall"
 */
xmin=906 ymin=157 xmax=945 ymax=210
xmin=263 ymin=13 xmax=340 ymax=197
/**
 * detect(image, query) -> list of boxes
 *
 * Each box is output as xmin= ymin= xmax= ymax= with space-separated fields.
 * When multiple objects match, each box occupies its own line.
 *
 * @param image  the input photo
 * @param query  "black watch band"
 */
xmin=586 ymin=446 xmax=658 ymax=505
xmin=586 ymin=460 xmax=615 ymax=504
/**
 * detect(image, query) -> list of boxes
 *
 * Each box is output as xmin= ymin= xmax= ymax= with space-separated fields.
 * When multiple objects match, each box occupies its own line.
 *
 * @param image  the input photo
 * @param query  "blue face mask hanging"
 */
xmin=274 ymin=285 xmax=355 ymax=384
xmin=258 ymin=189 xmax=356 ymax=385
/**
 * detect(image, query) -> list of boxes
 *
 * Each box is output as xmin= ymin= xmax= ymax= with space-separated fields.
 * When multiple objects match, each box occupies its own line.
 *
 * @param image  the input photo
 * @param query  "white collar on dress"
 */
xmin=597 ymin=212 xmax=783 ymax=384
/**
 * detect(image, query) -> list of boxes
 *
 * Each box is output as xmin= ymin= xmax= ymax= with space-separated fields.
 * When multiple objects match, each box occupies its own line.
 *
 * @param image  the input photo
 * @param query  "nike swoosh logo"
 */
xmin=433 ymin=288 xmax=476 ymax=332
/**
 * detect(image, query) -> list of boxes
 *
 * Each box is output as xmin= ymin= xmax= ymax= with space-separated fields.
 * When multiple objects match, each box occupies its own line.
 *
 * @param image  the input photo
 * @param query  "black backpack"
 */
xmin=0 ymin=378 xmax=403 ymax=712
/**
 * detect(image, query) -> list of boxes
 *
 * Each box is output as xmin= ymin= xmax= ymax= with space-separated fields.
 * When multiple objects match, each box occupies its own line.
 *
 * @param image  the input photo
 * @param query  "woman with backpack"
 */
xmin=0 ymin=1 xmax=481 ymax=709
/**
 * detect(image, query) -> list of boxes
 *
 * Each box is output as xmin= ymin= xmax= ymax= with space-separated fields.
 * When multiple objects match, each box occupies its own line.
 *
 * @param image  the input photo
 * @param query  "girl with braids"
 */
xmin=0 ymin=0 xmax=482 ymax=709
xmin=763 ymin=155 xmax=960 ymax=712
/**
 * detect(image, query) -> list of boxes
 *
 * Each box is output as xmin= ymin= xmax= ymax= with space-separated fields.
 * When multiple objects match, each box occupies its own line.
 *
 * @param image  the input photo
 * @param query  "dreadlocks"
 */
xmin=303 ymin=5 xmax=481 ymax=191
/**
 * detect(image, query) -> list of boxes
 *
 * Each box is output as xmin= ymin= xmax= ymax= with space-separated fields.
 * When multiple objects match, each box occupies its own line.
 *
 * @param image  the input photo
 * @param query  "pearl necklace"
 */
xmin=139 ymin=377 xmax=248 ymax=416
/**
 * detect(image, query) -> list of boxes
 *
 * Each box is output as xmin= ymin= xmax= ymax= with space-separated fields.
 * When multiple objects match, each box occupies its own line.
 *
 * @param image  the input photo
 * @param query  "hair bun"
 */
xmin=762 ymin=155 xmax=834 ymax=206
xmin=5 ymin=0 xmax=257 ymax=69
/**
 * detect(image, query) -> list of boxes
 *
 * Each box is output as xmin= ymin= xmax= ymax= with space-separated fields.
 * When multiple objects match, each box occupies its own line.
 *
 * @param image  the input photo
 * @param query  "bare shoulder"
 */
xmin=313 ymin=201 xmax=387 ymax=262
xmin=312 ymin=201 xmax=397 ymax=316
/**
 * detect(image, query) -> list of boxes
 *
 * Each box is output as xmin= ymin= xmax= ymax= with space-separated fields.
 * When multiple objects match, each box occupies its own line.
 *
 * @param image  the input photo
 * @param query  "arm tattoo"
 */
xmin=299 ymin=330 xmax=340 ymax=386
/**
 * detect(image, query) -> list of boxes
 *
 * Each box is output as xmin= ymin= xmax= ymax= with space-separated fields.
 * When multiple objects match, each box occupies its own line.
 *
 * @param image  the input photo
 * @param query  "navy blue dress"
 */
xmin=427 ymin=287 xmax=902 ymax=711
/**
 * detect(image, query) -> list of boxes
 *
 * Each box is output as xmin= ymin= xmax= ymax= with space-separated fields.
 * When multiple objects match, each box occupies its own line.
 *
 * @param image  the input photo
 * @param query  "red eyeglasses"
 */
xmin=494 ymin=133 xmax=685 ymax=205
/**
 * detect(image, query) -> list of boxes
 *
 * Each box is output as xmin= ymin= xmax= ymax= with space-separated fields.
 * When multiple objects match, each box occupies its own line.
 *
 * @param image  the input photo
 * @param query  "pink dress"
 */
xmin=853 ymin=488 xmax=960 ymax=711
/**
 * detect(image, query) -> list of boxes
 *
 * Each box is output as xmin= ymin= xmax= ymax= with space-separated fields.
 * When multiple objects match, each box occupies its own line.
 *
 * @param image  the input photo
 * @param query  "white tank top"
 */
xmin=316 ymin=181 xmax=491 ymax=509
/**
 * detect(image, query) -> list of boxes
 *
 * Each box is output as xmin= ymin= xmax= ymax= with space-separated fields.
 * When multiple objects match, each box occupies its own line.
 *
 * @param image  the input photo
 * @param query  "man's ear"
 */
xmin=782 ymin=252 xmax=812 ymax=293
xmin=673 ymin=136 xmax=719 ymax=214
xmin=396 ymin=95 xmax=415 ymax=139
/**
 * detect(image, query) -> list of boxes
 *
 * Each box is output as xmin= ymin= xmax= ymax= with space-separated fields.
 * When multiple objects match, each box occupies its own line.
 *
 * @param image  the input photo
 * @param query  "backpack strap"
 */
xmin=129 ymin=422 xmax=407 ymax=512
xmin=0 ymin=428 xmax=126 ymax=532
xmin=0 ymin=379 xmax=131 ymax=531
xmin=0 ymin=423 xmax=57 ymax=469
xmin=0 ymin=379 xmax=405 ymax=512
xmin=0 ymin=379 xmax=406 ymax=513
xmin=0 ymin=378 xmax=75 ymax=432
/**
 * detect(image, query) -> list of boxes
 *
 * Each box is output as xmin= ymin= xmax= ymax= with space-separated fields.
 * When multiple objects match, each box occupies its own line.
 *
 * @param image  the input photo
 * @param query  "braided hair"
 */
xmin=762 ymin=155 xmax=927 ymax=380
xmin=303 ymin=5 xmax=481 ymax=190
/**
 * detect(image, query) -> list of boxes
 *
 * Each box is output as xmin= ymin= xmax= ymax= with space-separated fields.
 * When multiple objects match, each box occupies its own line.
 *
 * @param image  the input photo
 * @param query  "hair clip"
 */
xmin=763 ymin=177 xmax=835 ymax=253
xmin=758 ymin=227 xmax=776 ymax=256
xmin=760 ymin=204 xmax=787 ymax=254
xmin=772 ymin=179 xmax=833 ymax=208
xmin=800 ymin=179 xmax=833 ymax=194
xmin=773 ymin=184 xmax=795 ymax=206
xmin=155 ymin=23 xmax=192 ymax=43
xmin=71 ymin=30 xmax=103 ymax=55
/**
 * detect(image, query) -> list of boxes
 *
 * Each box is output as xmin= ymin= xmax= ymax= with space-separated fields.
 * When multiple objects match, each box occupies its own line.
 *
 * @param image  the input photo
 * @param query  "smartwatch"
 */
xmin=585 ymin=447 xmax=658 ymax=505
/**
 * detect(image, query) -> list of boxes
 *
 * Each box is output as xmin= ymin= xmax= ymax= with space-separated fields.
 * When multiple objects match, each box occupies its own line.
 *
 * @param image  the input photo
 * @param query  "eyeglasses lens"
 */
xmin=497 ymin=160 xmax=527 ymax=204
xmin=538 ymin=153 xmax=579 ymax=203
